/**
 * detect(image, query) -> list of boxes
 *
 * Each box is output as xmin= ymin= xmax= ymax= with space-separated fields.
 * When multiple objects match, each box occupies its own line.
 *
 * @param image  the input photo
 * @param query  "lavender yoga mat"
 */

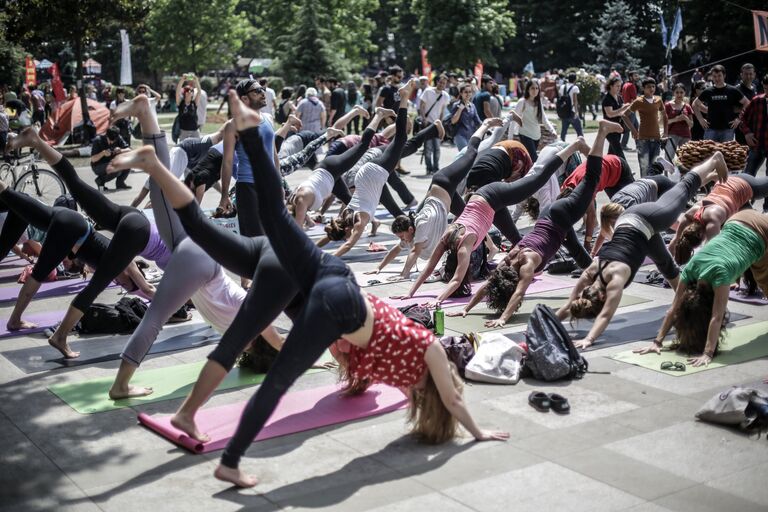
xmin=0 ymin=278 xmax=116 ymax=303
xmin=729 ymin=289 xmax=768 ymax=306
xmin=382 ymin=274 xmax=572 ymax=309
xmin=138 ymin=383 xmax=407 ymax=453
xmin=0 ymin=310 xmax=64 ymax=339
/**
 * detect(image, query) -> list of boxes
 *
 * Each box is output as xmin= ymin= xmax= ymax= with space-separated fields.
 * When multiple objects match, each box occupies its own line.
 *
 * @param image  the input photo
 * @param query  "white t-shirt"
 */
xmin=560 ymin=84 xmax=580 ymax=113
xmin=190 ymin=267 xmax=246 ymax=334
xmin=399 ymin=196 xmax=448 ymax=260
xmin=197 ymin=89 xmax=208 ymax=127
xmin=261 ymin=87 xmax=276 ymax=116
xmin=299 ymin=168 xmax=335 ymax=211
xmin=419 ymin=87 xmax=450 ymax=123
xmin=348 ymin=162 xmax=389 ymax=217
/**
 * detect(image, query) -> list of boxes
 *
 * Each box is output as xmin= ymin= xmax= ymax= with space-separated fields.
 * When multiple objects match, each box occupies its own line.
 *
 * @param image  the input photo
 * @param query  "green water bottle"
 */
xmin=434 ymin=303 xmax=444 ymax=336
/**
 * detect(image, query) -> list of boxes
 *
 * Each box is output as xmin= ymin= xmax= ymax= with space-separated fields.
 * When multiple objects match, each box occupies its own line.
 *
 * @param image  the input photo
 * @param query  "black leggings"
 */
xmin=51 ymin=158 xmax=152 ymax=311
xmin=377 ymin=123 xmax=436 ymax=215
xmin=0 ymin=208 xmax=29 ymax=262
xmin=606 ymin=132 xmax=625 ymax=161
xmin=432 ymin=135 xmax=482 ymax=216
xmin=474 ymin=153 xmax=565 ymax=243
xmin=546 ymin=155 xmax=602 ymax=268
xmin=0 ymin=188 xmax=89 ymax=282
xmin=371 ymin=107 xmax=409 ymax=173
xmin=322 ymin=128 xmax=376 ymax=179
xmin=220 ymin=125 xmax=366 ymax=470
xmin=235 ymin=182 xmax=263 ymax=237
xmin=627 ymin=171 xmax=703 ymax=279
xmin=645 ymin=174 xmax=676 ymax=196
xmin=603 ymin=157 xmax=635 ymax=198
xmin=174 ymin=201 xmax=302 ymax=370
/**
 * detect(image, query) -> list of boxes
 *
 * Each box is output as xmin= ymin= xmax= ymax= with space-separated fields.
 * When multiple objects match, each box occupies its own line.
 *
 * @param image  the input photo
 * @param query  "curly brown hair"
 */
xmin=521 ymin=197 xmax=540 ymax=220
xmin=325 ymin=216 xmax=352 ymax=241
xmin=486 ymin=266 xmax=520 ymax=313
xmin=672 ymin=281 xmax=729 ymax=355
xmin=674 ymin=222 xmax=705 ymax=265
xmin=569 ymin=285 xmax=606 ymax=319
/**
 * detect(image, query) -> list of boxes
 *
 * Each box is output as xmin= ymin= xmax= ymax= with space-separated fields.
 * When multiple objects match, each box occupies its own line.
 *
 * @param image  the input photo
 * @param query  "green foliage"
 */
xmin=147 ymin=0 xmax=252 ymax=75
xmin=412 ymin=0 xmax=515 ymax=69
xmin=199 ymin=77 xmax=216 ymax=95
xmin=0 ymin=14 xmax=25 ymax=88
xmin=588 ymin=0 xmax=643 ymax=73
xmin=565 ymin=68 xmax=600 ymax=107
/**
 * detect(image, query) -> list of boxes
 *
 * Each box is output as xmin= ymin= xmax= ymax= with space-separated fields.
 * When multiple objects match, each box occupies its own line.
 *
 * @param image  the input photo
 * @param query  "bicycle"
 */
xmin=6 ymin=150 xmax=67 ymax=206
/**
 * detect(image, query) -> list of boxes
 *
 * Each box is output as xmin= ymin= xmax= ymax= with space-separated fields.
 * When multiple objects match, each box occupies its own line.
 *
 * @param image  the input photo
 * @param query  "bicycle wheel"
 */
xmin=0 ymin=162 xmax=16 ymax=185
xmin=14 ymin=167 xmax=67 ymax=206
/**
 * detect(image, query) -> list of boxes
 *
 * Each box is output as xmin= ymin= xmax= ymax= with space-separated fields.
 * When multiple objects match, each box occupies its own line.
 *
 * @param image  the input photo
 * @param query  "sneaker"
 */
xmin=655 ymin=156 xmax=675 ymax=175
xmin=395 ymin=166 xmax=410 ymax=176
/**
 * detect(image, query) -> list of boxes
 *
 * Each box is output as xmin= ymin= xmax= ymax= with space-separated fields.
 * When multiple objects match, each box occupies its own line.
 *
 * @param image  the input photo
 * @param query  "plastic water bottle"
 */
xmin=433 ymin=303 xmax=444 ymax=336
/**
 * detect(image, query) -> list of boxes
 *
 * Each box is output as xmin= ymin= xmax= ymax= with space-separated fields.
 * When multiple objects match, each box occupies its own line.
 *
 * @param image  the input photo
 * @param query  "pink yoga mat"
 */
xmin=0 ymin=310 xmax=64 ymax=339
xmin=382 ymin=274 xmax=571 ymax=309
xmin=729 ymin=290 xmax=768 ymax=306
xmin=138 ymin=384 xmax=408 ymax=453
xmin=0 ymin=278 xmax=116 ymax=303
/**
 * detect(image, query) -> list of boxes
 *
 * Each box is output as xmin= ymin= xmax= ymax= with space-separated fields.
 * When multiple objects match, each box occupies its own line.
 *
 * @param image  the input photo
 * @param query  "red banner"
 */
xmin=51 ymin=63 xmax=66 ymax=102
xmin=25 ymin=56 xmax=37 ymax=86
xmin=474 ymin=60 xmax=484 ymax=84
xmin=421 ymin=48 xmax=432 ymax=77
xmin=755 ymin=10 xmax=768 ymax=51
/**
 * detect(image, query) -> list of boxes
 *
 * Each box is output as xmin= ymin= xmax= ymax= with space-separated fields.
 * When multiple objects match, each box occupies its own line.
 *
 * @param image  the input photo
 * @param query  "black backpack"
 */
xmin=524 ymin=304 xmax=588 ymax=381
xmin=77 ymin=297 xmax=148 ymax=334
xmin=556 ymin=84 xmax=575 ymax=119
xmin=398 ymin=304 xmax=434 ymax=330
xmin=439 ymin=334 xmax=477 ymax=378
xmin=275 ymin=99 xmax=290 ymax=124
xmin=236 ymin=335 xmax=280 ymax=373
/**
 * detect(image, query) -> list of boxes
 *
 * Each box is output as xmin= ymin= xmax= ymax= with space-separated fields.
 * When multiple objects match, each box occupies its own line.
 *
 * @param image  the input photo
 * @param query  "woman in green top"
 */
xmin=636 ymin=209 xmax=768 ymax=367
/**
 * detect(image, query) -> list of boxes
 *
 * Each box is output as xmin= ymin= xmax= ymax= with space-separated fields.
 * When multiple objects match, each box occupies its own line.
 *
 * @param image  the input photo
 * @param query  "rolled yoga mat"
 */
xmin=138 ymin=383 xmax=408 ymax=453
xmin=611 ymin=319 xmax=768 ymax=376
xmin=569 ymin=305 xmax=748 ymax=352
xmin=0 ymin=278 xmax=118 ymax=303
xmin=446 ymin=294 xmax=650 ymax=335
xmin=383 ymin=274 xmax=574 ymax=310
xmin=49 ymin=352 xmax=333 ymax=414
xmin=1 ymin=322 xmax=220 ymax=374
xmin=0 ymin=310 xmax=65 ymax=339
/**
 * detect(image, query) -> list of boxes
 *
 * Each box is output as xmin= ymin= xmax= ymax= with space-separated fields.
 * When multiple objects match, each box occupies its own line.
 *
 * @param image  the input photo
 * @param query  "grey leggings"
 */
xmin=121 ymin=133 xmax=222 ymax=366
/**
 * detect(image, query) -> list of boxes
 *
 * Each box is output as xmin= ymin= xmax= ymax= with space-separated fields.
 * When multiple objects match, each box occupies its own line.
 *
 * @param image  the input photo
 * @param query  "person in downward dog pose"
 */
xmin=193 ymin=91 xmax=509 ymax=487
xmin=366 ymin=118 xmax=503 ymax=280
xmin=669 ymin=173 xmax=768 ymax=264
xmin=557 ymin=152 xmax=728 ymax=349
xmin=396 ymin=138 xmax=571 ymax=307
xmin=103 ymin=95 xmax=279 ymax=399
xmin=322 ymin=79 xmax=419 ymax=256
xmin=635 ymin=208 xmax=768 ymax=367
xmin=446 ymin=130 xmax=600 ymax=327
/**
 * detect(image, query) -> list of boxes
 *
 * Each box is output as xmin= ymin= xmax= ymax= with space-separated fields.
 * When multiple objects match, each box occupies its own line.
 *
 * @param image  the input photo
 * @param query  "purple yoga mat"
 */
xmin=0 ymin=278 xmax=116 ymax=303
xmin=0 ymin=310 xmax=64 ymax=339
xmin=729 ymin=290 xmax=768 ymax=306
xmin=382 ymin=274 xmax=571 ymax=309
xmin=138 ymin=383 xmax=407 ymax=453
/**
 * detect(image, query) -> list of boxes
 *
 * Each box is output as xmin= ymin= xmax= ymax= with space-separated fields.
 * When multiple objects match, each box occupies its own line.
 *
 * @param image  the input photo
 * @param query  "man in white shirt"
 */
xmin=259 ymin=78 xmax=277 ymax=116
xmin=419 ymin=74 xmax=450 ymax=175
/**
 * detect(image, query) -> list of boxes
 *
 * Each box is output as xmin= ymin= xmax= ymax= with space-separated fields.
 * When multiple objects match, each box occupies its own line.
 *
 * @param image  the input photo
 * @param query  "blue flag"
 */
xmin=660 ymin=13 xmax=668 ymax=48
xmin=523 ymin=61 xmax=535 ymax=74
xmin=669 ymin=8 xmax=683 ymax=49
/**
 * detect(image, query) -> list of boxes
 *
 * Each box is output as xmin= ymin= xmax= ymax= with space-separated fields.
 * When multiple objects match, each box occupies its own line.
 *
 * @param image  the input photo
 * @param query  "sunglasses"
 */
xmin=249 ymin=87 xmax=265 ymax=94
xmin=660 ymin=361 xmax=686 ymax=372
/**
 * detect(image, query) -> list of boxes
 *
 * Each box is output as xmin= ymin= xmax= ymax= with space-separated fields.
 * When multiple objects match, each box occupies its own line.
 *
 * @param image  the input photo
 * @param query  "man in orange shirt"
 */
xmin=628 ymin=78 xmax=668 ymax=177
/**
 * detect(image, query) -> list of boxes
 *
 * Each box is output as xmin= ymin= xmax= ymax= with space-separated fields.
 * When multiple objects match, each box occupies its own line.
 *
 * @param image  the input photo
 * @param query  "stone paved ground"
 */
xmin=2 ymin=129 xmax=767 ymax=511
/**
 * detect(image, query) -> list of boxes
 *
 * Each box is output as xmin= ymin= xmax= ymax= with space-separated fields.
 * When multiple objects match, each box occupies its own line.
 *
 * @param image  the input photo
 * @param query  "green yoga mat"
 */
xmin=445 ymin=294 xmax=650 ymax=334
xmin=611 ymin=320 xmax=768 ymax=376
xmin=49 ymin=354 xmax=333 ymax=414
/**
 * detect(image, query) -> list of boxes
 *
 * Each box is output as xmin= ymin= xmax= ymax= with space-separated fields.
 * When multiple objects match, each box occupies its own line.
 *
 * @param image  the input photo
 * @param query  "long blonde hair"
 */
xmin=600 ymin=202 xmax=625 ymax=237
xmin=408 ymin=363 xmax=463 ymax=444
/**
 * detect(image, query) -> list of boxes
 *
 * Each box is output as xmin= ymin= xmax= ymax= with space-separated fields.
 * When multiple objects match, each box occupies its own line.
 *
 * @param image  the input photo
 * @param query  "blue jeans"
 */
xmin=703 ymin=128 xmax=735 ymax=142
xmin=560 ymin=114 xmax=583 ymax=141
xmin=454 ymin=133 xmax=469 ymax=151
xmin=636 ymin=139 xmax=661 ymax=177
xmin=424 ymin=136 xmax=441 ymax=174
xmin=621 ymin=113 xmax=638 ymax=148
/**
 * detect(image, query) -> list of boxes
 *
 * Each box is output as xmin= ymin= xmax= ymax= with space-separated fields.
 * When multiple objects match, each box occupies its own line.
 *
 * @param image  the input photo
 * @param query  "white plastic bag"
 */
xmin=465 ymin=332 xmax=526 ymax=384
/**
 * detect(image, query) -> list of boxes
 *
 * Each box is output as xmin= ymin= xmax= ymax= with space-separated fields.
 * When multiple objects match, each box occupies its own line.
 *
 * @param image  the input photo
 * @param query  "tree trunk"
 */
xmin=75 ymin=36 xmax=94 ymax=144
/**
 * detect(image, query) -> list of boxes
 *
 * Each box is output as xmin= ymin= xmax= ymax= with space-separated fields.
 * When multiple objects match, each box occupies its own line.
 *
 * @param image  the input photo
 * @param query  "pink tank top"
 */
xmin=453 ymin=198 xmax=495 ymax=251
xmin=701 ymin=176 xmax=753 ymax=219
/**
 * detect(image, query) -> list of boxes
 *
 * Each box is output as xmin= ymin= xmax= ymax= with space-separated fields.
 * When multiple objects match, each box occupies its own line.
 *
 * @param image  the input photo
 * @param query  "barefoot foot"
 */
xmin=370 ymin=218 xmax=380 ymax=236
xmin=575 ymin=136 xmax=591 ymax=155
xmin=326 ymin=127 xmax=344 ymax=139
xmin=48 ymin=336 xmax=80 ymax=359
xmin=111 ymin=94 xmax=150 ymax=124
xmin=7 ymin=319 xmax=38 ymax=331
xmin=214 ymin=465 xmax=258 ymax=488
xmin=709 ymin=151 xmax=729 ymax=183
xmin=170 ymin=412 xmax=210 ymax=442
xmin=354 ymin=105 xmax=370 ymax=119
xmin=598 ymin=119 xmax=624 ymax=134
xmin=6 ymin=127 xmax=40 ymax=152
xmin=107 ymin=146 xmax=157 ymax=174
xmin=108 ymin=385 xmax=154 ymax=400
xmin=374 ymin=107 xmax=396 ymax=119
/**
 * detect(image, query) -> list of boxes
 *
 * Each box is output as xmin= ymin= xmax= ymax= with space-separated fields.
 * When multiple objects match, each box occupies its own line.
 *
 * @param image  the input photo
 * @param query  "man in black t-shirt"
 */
xmin=376 ymin=65 xmax=403 ymax=111
xmin=735 ymin=63 xmax=763 ymax=145
xmin=692 ymin=64 xmax=750 ymax=142
xmin=329 ymin=78 xmax=347 ymax=125
xmin=90 ymin=127 xmax=130 ymax=190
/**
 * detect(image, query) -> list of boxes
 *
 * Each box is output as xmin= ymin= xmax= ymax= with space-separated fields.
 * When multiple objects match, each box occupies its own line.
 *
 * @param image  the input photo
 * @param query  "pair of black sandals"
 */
xmin=528 ymin=391 xmax=570 ymax=414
